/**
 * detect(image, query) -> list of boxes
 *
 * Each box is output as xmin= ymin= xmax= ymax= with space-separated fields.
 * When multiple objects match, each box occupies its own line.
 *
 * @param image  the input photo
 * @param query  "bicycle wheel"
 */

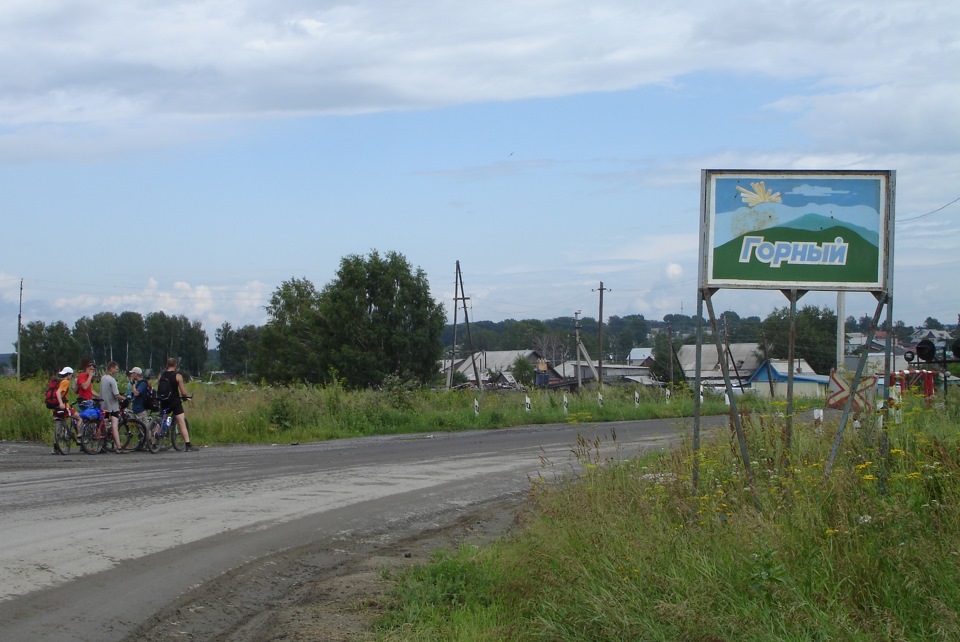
xmin=168 ymin=418 xmax=183 ymax=451
xmin=79 ymin=420 xmax=105 ymax=455
xmin=143 ymin=418 xmax=160 ymax=453
xmin=118 ymin=417 xmax=146 ymax=451
xmin=54 ymin=419 xmax=72 ymax=455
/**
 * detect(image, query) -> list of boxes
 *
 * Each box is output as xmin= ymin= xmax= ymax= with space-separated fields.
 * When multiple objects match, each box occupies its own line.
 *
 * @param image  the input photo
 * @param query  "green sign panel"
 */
xmin=700 ymin=170 xmax=894 ymax=291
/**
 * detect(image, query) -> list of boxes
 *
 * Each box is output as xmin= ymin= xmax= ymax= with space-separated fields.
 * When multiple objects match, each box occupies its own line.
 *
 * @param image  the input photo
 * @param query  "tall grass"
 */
xmin=377 ymin=391 xmax=960 ymax=641
xmin=1 ymin=376 xmax=736 ymax=445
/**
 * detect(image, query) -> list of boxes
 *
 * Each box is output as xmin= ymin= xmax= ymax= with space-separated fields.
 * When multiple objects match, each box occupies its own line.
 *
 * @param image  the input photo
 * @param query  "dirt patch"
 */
xmin=125 ymin=496 xmax=527 ymax=641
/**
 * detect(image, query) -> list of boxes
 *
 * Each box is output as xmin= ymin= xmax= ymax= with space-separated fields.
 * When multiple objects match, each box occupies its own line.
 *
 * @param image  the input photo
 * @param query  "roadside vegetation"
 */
xmin=375 ymin=391 xmax=960 ymax=641
xmin=1 ymin=375 xmax=746 ymax=444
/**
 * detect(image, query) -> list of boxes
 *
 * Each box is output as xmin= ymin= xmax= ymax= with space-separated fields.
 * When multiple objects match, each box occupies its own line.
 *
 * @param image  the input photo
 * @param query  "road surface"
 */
xmin=0 ymin=416 xmax=722 ymax=640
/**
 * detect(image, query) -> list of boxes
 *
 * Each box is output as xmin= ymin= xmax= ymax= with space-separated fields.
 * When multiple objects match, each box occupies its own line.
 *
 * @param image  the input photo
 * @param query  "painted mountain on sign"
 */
xmin=778 ymin=213 xmax=879 ymax=247
xmin=712 ymin=222 xmax=881 ymax=285
xmin=712 ymin=202 xmax=881 ymax=247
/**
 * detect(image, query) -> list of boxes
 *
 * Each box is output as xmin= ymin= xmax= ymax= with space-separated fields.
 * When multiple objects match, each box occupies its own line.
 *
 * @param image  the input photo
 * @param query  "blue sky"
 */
xmin=2 ymin=0 xmax=959 ymax=352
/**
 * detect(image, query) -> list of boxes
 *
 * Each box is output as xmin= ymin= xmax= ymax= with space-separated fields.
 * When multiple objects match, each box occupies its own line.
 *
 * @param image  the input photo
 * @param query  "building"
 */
xmin=441 ymin=350 xmax=563 ymax=388
xmin=747 ymin=359 xmax=830 ymax=398
xmin=675 ymin=343 xmax=763 ymax=388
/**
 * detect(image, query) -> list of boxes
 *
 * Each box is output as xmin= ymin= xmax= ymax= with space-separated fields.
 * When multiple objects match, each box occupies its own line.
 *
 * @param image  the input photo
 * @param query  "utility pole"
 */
xmin=593 ymin=281 xmax=609 ymax=387
xmin=446 ymin=265 xmax=460 ymax=389
xmin=574 ymin=311 xmax=582 ymax=390
xmin=16 ymin=278 xmax=22 ymax=381
xmin=452 ymin=261 xmax=482 ymax=390
xmin=668 ymin=323 xmax=674 ymax=390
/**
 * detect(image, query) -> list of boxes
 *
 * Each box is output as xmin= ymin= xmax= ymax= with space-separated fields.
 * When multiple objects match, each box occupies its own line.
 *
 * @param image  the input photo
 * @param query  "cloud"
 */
xmin=786 ymin=184 xmax=850 ymax=197
xmin=2 ymin=1 xmax=957 ymax=159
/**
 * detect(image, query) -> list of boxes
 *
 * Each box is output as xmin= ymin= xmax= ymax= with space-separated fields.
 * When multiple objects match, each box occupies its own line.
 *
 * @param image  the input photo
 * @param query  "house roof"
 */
xmin=676 ymin=343 xmax=762 ymax=377
xmin=443 ymin=350 xmax=562 ymax=381
xmin=627 ymin=347 xmax=653 ymax=362
xmin=747 ymin=359 xmax=829 ymax=384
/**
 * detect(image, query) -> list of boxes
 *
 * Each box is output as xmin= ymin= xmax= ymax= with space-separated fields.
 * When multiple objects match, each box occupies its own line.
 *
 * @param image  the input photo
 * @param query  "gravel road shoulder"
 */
xmin=123 ymin=496 xmax=528 ymax=641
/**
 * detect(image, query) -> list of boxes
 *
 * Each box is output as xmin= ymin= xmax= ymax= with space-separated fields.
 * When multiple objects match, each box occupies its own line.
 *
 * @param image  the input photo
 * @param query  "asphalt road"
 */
xmin=0 ymin=416 xmax=723 ymax=641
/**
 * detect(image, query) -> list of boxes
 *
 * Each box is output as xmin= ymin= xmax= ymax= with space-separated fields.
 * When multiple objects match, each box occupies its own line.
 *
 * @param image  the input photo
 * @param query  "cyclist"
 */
xmin=51 ymin=366 xmax=76 ymax=454
xmin=76 ymin=361 xmax=97 ymax=404
xmin=158 ymin=358 xmax=198 ymax=452
xmin=128 ymin=366 xmax=150 ymax=421
xmin=100 ymin=361 xmax=128 ymax=453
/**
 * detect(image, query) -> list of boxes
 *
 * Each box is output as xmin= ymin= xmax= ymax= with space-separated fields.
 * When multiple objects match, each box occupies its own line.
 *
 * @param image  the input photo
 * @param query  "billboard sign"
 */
xmin=700 ymin=170 xmax=894 ymax=291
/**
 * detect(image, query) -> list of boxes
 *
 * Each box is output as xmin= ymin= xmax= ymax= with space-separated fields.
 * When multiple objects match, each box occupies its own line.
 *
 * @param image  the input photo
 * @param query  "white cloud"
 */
xmin=1 ymin=1 xmax=957 ymax=156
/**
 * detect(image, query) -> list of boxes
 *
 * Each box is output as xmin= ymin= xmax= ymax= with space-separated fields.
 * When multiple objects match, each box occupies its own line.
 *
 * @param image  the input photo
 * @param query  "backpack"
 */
xmin=156 ymin=372 xmax=174 ymax=401
xmin=44 ymin=378 xmax=62 ymax=409
xmin=141 ymin=380 xmax=159 ymax=411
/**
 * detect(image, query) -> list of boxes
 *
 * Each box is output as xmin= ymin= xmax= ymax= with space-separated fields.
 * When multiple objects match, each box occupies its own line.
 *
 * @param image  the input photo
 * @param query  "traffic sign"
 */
xmin=827 ymin=370 xmax=877 ymax=413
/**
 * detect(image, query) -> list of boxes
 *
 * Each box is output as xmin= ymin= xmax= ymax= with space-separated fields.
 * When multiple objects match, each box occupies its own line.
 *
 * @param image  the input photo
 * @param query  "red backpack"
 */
xmin=44 ymin=378 xmax=62 ymax=409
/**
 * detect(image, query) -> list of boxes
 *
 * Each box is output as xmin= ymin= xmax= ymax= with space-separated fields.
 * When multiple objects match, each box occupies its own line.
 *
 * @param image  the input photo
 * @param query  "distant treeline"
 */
xmin=15 ymin=311 xmax=207 ymax=379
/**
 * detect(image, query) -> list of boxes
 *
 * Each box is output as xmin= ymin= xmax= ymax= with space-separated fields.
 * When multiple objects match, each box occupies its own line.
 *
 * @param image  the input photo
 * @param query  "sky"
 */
xmin=2 ymin=0 xmax=959 ymax=353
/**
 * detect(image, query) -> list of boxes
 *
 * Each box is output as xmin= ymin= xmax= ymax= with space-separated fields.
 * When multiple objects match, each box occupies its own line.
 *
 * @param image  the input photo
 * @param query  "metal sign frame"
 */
xmin=692 ymin=169 xmax=896 ymax=497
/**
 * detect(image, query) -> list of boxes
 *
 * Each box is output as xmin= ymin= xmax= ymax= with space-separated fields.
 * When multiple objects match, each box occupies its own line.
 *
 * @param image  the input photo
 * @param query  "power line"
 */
xmin=898 ymin=195 xmax=960 ymax=222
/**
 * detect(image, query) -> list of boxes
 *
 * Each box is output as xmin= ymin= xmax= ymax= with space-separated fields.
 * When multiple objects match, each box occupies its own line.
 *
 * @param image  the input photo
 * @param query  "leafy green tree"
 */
xmin=316 ymin=251 xmax=446 ymax=388
xmin=510 ymin=354 xmax=535 ymax=387
xmin=761 ymin=305 xmax=838 ymax=375
xmin=256 ymin=277 xmax=325 ymax=383
xmin=720 ymin=311 xmax=762 ymax=343
xmin=606 ymin=314 xmax=650 ymax=361
xmin=650 ymin=332 xmax=683 ymax=385
xmin=217 ymin=322 xmax=260 ymax=377
xmin=115 ymin=311 xmax=146 ymax=369
xmin=499 ymin=319 xmax=548 ymax=350
xmin=924 ymin=317 xmax=944 ymax=330
xmin=16 ymin=320 xmax=80 ymax=377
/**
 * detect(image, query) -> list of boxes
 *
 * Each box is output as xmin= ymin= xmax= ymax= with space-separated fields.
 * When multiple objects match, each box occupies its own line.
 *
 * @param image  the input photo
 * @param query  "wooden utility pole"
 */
xmin=450 ymin=262 xmax=482 ymax=390
xmin=574 ymin=311 xmax=583 ymax=389
xmin=16 ymin=278 xmax=22 ymax=381
xmin=593 ymin=281 xmax=609 ymax=387
xmin=667 ymin=323 xmax=674 ymax=390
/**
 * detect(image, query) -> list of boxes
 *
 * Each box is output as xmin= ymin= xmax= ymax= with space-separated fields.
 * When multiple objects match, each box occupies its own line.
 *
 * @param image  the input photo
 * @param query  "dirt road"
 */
xmin=0 ymin=417 xmax=719 ymax=640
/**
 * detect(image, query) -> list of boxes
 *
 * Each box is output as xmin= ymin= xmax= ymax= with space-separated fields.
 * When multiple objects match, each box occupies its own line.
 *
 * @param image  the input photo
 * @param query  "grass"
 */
xmin=1 ymin=375 xmax=741 ymax=445
xmin=375 ymin=390 xmax=960 ymax=641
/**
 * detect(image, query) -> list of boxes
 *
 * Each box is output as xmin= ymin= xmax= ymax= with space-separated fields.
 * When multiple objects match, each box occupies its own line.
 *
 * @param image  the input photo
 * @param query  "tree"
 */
xmin=115 ymin=311 xmax=146 ymax=369
xmin=532 ymin=333 xmax=569 ymax=367
xmin=924 ymin=317 xmax=944 ymax=330
xmin=499 ymin=319 xmax=548 ymax=350
xmin=720 ymin=311 xmax=762 ymax=343
xmin=256 ymin=277 xmax=325 ymax=383
xmin=16 ymin=320 xmax=80 ymax=377
xmin=510 ymin=354 xmax=535 ymax=387
xmin=316 ymin=251 xmax=446 ymax=388
xmin=761 ymin=305 xmax=838 ymax=375
xmin=217 ymin=322 xmax=260 ymax=377
xmin=606 ymin=314 xmax=650 ymax=361
xmin=650 ymin=332 xmax=683 ymax=385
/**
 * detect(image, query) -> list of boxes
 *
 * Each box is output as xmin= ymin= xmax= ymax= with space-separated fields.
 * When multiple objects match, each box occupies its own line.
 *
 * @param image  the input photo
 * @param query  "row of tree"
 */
xmin=17 ymin=311 xmax=207 ymax=379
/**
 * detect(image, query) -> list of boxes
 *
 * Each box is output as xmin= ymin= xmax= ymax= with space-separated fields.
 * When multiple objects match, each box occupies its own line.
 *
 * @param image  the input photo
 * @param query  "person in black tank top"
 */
xmin=159 ymin=358 xmax=197 ymax=452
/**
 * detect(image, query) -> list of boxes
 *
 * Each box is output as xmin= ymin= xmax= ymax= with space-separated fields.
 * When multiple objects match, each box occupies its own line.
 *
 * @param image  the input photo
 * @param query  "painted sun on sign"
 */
xmin=736 ymin=181 xmax=782 ymax=207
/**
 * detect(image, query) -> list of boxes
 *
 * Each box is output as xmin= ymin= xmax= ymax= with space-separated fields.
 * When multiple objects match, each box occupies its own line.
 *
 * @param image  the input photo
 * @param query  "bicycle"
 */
xmin=52 ymin=409 xmax=79 ymax=455
xmin=78 ymin=398 xmax=147 ymax=454
xmin=145 ymin=396 xmax=191 ymax=453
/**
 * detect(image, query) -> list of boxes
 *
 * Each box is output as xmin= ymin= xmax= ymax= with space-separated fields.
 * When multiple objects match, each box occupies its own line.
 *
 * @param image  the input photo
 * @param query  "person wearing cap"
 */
xmin=55 ymin=367 xmax=75 ymax=412
xmin=128 ymin=366 xmax=151 ymax=428
xmin=51 ymin=367 xmax=77 ymax=454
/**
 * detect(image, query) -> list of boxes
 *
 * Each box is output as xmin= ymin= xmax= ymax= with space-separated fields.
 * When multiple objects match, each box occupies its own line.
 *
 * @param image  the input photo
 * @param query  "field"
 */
xmin=2 ymin=376 xmax=739 ymax=445
xmin=374 ymin=389 xmax=960 ymax=641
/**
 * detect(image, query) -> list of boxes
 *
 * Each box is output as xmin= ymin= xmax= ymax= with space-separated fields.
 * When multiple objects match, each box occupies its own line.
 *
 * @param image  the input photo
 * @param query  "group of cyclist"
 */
xmin=52 ymin=357 xmax=196 ymax=453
